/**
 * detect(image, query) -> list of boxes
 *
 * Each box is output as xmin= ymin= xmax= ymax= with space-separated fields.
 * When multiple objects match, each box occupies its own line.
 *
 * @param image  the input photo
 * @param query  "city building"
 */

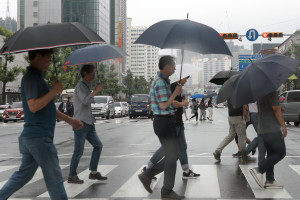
xmin=126 ymin=19 xmax=159 ymax=81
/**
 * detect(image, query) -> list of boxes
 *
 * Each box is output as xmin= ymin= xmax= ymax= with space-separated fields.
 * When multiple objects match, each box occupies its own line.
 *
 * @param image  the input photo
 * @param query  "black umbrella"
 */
xmin=216 ymin=74 xmax=239 ymax=104
xmin=230 ymin=54 xmax=300 ymax=107
xmin=209 ymin=70 xmax=239 ymax=85
xmin=134 ymin=18 xmax=232 ymax=80
xmin=0 ymin=22 xmax=105 ymax=54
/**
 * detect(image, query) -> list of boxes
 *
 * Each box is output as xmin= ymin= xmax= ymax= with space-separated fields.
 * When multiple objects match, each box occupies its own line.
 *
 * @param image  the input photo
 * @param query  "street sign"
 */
xmin=246 ymin=29 xmax=259 ymax=41
xmin=238 ymin=55 xmax=264 ymax=71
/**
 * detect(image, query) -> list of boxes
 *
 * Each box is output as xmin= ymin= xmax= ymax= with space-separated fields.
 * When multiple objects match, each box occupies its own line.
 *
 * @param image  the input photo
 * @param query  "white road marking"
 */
xmin=111 ymin=166 xmax=163 ymax=198
xmin=38 ymin=165 xmax=117 ymax=198
xmin=185 ymin=165 xmax=221 ymax=198
xmin=239 ymin=165 xmax=292 ymax=199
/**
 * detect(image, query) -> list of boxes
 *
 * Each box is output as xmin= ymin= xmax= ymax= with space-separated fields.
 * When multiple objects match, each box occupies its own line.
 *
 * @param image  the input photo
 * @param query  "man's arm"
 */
xmin=243 ymin=104 xmax=249 ymax=121
xmin=56 ymin=110 xmax=83 ymax=130
xmin=272 ymin=105 xmax=287 ymax=138
xmin=158 ymin=85 xmax=182 ymax=110
xmin=173 ymin=100 xmax=188 ymax=108
xmin=27 ymin=79 xmax=63 ymax=113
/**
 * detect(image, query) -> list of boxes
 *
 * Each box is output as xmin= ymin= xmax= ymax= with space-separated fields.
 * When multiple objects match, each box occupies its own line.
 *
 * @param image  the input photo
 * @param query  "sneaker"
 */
xmin=182 ymin=169 xmax=200 ymax=179
xmin=68 ymin=175 xmax=84 ymax=184
xmin=232 ymin=151 xmax=241 ymax=157
xmin=250 ymin=167 xmax=264 ymax=188
xmin=142 ymin=166 xmax=157 ymax=180
xmin=264 ymin=180 xmax=284 ymax=189
xmin=89 ymin=172 xmax=107 ymax=180
xmin=213 ymin=150 xmax=221 ymax=161
xmin=161 ymin=190 xmax=185 ymax=199
xmin=138 ymin=173 xmax=152 ymax=193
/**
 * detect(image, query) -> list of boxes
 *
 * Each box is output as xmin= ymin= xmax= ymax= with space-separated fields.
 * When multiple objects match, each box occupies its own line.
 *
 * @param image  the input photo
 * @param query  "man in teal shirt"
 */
xmin=0 ymin=49 xmax=83 ymax=200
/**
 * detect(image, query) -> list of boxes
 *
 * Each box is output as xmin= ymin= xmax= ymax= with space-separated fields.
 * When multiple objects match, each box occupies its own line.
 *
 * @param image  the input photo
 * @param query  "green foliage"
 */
xmin=94 ymin=63 xmax=122 ymax=97
xmin=0 ymin=55 xmax=24 ymax=104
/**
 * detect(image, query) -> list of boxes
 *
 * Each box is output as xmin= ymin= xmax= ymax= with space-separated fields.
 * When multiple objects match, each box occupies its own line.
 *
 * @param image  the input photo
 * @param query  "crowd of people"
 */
xmin=0 ymin=52 xmax=288 ymax=200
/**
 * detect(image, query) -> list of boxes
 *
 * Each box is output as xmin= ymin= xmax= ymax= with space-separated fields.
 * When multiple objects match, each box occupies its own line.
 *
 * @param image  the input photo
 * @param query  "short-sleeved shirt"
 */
xmin=228 ymin=101 xmax=243 ymax=116
xmin=199 ymin=100 xmax=206 ymax=110
xmin=171 ymin=82 xmax=183 ymax=126
xmin=21 ymin=67 xmax=56 ymax=138
xmin=150 ymin=72 xmax=175 ymax=115
xmin=257 ymin=91 xmax=281 ymax=134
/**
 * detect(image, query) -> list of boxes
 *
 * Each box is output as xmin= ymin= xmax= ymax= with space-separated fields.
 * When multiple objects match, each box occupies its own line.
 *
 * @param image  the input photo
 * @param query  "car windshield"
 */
xmin=130 ymin=95 xmax=149 ymax=103
xmin=10 ymin=102 xmax=23 ymax=108
xmin=94 ymin=97 xmax=107 ymax=104
xmin=287 ymin=92 xmax=300 ymax=103
xmin=114 ymin=102 xmax=121 ymax=107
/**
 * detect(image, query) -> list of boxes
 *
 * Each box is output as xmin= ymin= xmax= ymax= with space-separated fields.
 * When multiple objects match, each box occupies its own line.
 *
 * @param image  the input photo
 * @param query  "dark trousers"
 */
xmin=258 ymin=131 xmax=286 ymax=181
xmin=143 ymin=115 xmax=180 ymax=195
xmin=190 ymin=112 xmax=198 ymax=121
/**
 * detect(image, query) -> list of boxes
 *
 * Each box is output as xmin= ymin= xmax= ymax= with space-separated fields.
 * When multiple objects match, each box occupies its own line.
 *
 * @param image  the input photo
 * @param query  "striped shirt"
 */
xmin=150 ymin=72 xmax=175 ymax=115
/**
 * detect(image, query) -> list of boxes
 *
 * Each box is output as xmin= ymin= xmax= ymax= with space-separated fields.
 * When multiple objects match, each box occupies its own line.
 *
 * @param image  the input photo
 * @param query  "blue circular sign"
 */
xmin=246 ymin=29 xmax=259 ymax=41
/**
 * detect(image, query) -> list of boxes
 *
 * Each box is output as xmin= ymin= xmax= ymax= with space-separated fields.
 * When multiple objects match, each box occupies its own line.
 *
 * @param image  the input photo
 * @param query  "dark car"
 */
xmin=2 ymin=102 xmax=24 ymax=123
xmin=279 ymin=90 xmax=300 ymax=126
xmin=129 ymin=94 xmax=151 ymax=119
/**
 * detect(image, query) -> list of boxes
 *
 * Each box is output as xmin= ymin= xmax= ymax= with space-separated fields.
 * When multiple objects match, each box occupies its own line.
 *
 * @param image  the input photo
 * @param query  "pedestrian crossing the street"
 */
xmin=0 ymin=164 xmax=300 ymax=199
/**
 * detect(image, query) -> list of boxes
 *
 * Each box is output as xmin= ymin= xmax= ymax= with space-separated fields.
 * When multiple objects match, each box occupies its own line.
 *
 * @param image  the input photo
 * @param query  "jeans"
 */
xmin=143 ymin=116 xmax=180 ymax=195
xmin=258 ymin=131 xmax=286 ymax=181
xmin=149 ymin=125 xmax=189 ymax=170
xmin=244 ymin=113 xmax=266 ymax=166
xmin=0 ymin=136 xmax=67 ymax=200
xmin=190 ymin=112 xmax=198 ymax=121
xmin=69 ymin=122 xmax=103 ymax=176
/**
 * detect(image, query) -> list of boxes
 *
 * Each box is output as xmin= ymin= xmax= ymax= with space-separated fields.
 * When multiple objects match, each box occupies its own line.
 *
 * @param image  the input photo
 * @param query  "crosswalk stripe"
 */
xmin=38 ymin=165 xmax=117 ymax=198
xmin=111 ymin=166 xmax=163 ymax=198
xmin=239 ymin=165 xmax=292 ymax=199
xmin=185 ymin=165 xmax=221 ymax=198
xmin=289 ymin=165 xmax=300 ymax=176
xmin=0 ymin=165 xmax=18 ymax=173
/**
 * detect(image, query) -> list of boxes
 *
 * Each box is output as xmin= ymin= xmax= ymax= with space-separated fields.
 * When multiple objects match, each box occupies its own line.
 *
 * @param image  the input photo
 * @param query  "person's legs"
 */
xmin=259 ymin=132 xmax=286 ymax=182
xmin=69 ymin=124 xmax=88 ymax=176
xmin=148 ymin=146 xmax=164 ymax=167
xmin=195 ymin=112 xmax=198 ymax=121
xmin=31 ymin=137 xmax=67 ymax=200
xmin=176 ymin=126 xmax=188 ymax=170
xmin=0 ymin=137 xmax=39 ymax=200
xmin=250 ymin=113 xmax=259 ymax=132
xmin=235 ymin=118 xmax=246 ymax=153
xmin=215 ymin=117 xmax=237 ymax=153
xmin=86 ymin=124 xmax=103 ymax=172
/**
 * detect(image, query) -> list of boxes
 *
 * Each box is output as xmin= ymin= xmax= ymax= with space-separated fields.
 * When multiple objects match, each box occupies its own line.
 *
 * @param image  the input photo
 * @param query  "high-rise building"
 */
xmin=126 ymin=22 xmax=159 ymax=82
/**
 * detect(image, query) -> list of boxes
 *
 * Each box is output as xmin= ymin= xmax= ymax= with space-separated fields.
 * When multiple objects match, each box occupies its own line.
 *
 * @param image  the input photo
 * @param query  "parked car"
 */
xmin=91 ymin=96 xmax=115 ymax=119
xmin=122 ymin=102 xmax=129 ymax=116
xmin=215 ymin=103 xmax=225 ymax=108
xmin=114 ymin=102 xmax=126 ymax=117
xmin=2 ymin=102 xmax=24 ymax=123
xmin=129 ymin=94 xmax=151 ymax=119
xmin=279 ymin=90 xmax=300 ymax=126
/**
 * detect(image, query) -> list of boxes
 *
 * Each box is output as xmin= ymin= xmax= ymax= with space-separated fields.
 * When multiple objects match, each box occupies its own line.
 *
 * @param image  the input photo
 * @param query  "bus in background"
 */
xmin=129 ymin=94 xmax=152 ymax=119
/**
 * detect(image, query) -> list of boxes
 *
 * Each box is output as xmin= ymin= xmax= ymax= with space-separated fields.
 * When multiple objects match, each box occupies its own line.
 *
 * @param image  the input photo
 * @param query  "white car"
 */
xmin=122 ymin=102 xmax=129 ymax=116
xmin=215 ymin=103 xmax=225 ymax=108
xmin=114 ymin=102 xmax=126 ymax=117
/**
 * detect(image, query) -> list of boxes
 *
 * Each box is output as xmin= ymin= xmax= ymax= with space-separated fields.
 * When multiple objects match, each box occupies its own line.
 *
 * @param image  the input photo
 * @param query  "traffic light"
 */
xmin=262 ymin=32 xmax=283 ymax=38
xmin=219 ymin=33 xmax=239 ymax=39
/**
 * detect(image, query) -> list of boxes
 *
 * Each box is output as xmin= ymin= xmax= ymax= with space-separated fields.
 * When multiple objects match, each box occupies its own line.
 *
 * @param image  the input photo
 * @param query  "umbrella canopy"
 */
xmin=64 ymin=44 xmax=127 ymax=67
xmin=230 ymin=54 xmax=300 ymax=107
xmin=191 ymin=94 xmax=205 ymax=99
xmin=216 ymin=74 xmax=239 ymax=104
xmin=209 ymin=70 xmax=239 ymax=85
xmin=0 ymin=22 xmax=105 ymax=54
xmin=134 ymin=19 xmax=232 ymax=56
xmin=169 ymin=63 xmax=200 ymax=83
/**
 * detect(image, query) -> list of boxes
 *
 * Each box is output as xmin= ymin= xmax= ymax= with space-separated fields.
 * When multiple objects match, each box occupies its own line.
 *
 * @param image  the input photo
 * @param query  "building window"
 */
xmin=33 ymin=12 xmax=38 ymax=18
xmin=33 ymin=1 xmax=38 ymax=7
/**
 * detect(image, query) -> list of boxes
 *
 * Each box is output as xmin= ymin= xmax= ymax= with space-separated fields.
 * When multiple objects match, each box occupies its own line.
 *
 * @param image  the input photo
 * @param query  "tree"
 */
xmin=0 ymin=26 xmax=24 ymax=104
xmin=122 ymin=70 xmax=136 ymax=99
xmin=284 ymin=43 xmax=300 ymax=90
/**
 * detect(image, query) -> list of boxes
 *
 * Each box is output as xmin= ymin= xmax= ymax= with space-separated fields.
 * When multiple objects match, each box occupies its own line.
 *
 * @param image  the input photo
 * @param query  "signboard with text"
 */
xmin=238 ymin=55 xmax=264 ymax=71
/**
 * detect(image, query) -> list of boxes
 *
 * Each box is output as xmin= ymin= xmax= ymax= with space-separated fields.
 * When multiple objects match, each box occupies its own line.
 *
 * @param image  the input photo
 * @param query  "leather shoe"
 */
xmin=138 ymin=173 xmax=152 ymax=193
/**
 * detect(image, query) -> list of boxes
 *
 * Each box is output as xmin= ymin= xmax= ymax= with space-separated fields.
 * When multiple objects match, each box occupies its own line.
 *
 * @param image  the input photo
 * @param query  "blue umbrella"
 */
xmin=230 ymin=54 xmax=300 ymax=107
xmin=64 ymin=44 xmax=127 ymax=67
xmin=134 ymin=18 xmax=232 ymax=80
xmin=191 ymin=94 xmax=206 ymax=99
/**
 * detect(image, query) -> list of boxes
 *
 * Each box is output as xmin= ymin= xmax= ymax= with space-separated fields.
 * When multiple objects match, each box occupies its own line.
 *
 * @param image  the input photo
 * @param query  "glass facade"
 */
xmin=20 ymin=0 xmax=25 ymax=29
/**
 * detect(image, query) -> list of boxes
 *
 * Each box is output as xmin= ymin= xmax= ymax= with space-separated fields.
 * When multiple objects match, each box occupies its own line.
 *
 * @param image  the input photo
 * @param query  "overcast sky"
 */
xmin=1 ymin=0 xmax=300 ymax=49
